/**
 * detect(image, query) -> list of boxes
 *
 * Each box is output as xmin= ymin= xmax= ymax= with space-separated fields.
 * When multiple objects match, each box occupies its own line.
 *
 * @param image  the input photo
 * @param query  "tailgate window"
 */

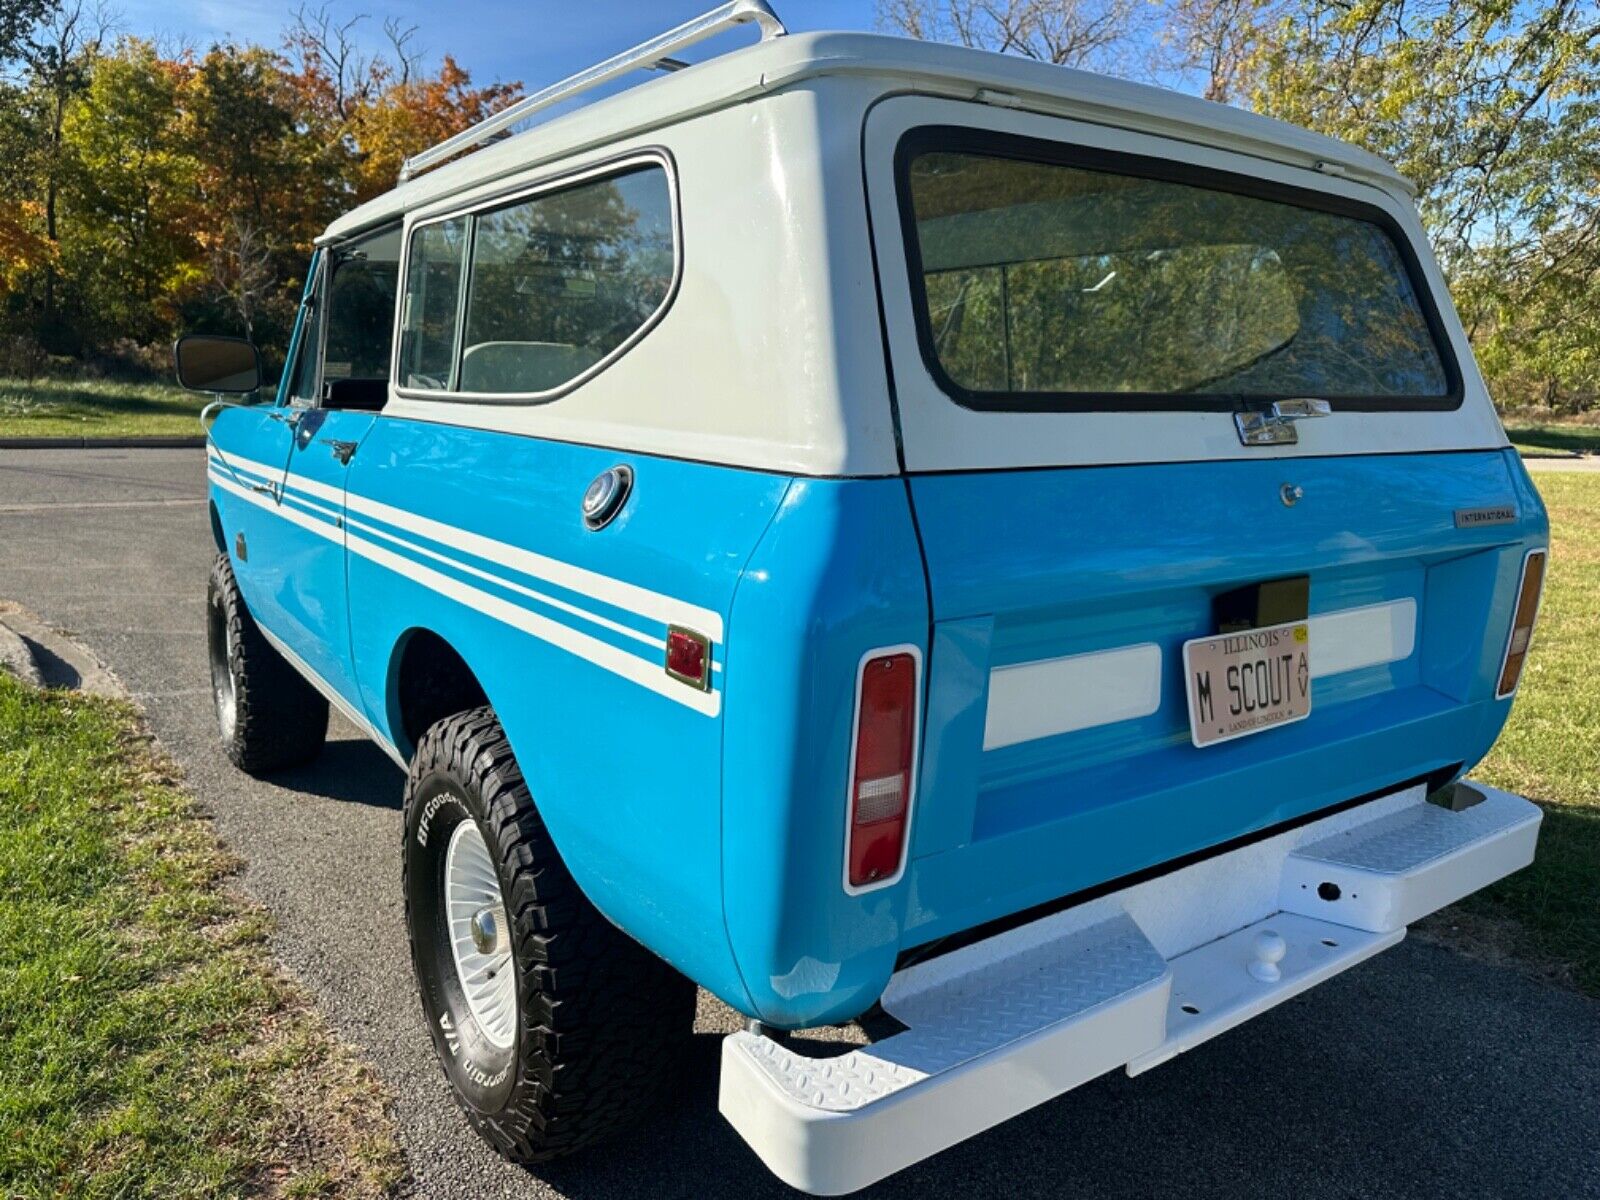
xmin=898 ymin=127 xmax=1458 ymax=412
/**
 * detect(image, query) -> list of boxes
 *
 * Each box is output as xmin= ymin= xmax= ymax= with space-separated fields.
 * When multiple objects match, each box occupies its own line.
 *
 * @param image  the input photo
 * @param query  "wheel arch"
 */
xmin=387 ymin=626 xmax=490 ymax=764
xmin=209 ymin=500 xmax=226 ymax=555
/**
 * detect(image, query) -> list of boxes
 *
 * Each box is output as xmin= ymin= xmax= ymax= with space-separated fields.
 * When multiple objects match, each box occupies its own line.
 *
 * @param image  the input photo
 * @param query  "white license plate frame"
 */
xmin=1182 ymin=619 xmax=1312 ymax=748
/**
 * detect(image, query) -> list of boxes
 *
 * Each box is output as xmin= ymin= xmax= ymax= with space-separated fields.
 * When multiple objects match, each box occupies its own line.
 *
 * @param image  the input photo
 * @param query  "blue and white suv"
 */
xmin=178 ymin=5 xmax=1550 ymax=1192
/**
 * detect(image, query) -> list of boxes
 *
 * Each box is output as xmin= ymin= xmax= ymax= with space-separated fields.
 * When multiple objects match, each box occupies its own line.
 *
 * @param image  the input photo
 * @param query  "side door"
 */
xmin=208 ymin=261 xmax=318 ymax=641
xmin=270 ymin=224 xmax=401 ymax=708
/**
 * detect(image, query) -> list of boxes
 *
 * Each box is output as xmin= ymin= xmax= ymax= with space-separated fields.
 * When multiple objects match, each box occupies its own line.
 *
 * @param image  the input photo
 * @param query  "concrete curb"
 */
xmin=0 ymin=435 xmax=205 ymax=450
xmin=0 ymin=616 xmax=43 ymax=687
xmin=0 ymin=603 xmax=127 ymax=698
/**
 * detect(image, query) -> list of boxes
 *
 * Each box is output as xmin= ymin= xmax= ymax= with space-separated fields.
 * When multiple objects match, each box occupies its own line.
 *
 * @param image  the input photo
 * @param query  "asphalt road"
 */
xmin=1 ymin=447 xmax=1596 ymax=1200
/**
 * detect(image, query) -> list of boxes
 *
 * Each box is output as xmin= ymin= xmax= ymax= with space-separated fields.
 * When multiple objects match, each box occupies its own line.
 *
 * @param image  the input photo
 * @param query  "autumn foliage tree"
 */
xmin=882 ymin=0 xmax=1600 ymax=412
xmin=0 ymin=0 xmax=517 ymax=366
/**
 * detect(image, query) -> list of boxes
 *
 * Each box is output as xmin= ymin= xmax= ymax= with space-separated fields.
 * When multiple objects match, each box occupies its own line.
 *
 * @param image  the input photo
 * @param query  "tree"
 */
xmin=1243 ymin=0 xmax=1600 ymax=409
xmin=1158 ymin=0 xmax=1282 ymax=101
xmin=285 ymin=5 xmax=518 ymax=203
xmin=4 ymin=0 xmax=113 ymax=347
xmin=878 ymin=0 xmax=1152 ymax=75
xmin=0 ymin=0 xmax=55 ymax=63
xmin=209 ymin=214 xmax=277 ymax=341
xmin=57 ymin=38 xmax=199 ymax=344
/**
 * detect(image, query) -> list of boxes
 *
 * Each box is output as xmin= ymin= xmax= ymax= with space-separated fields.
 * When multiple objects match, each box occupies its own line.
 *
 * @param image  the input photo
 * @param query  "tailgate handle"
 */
xmin=1236 ymin=398 xmax=1331 ymax=446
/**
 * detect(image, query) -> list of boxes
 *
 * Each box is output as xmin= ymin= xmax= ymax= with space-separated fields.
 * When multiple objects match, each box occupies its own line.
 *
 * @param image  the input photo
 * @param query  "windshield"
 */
xmin=899 ymin=130 xmax=1457 ymax=411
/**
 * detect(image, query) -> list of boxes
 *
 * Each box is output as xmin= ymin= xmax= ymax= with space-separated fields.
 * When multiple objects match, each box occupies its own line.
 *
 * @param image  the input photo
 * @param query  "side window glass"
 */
xmin=400 ymin=217 xmax=469 ymax=390
xmin=318 ymin=230 xmax=403 ymax=419
xmin=322 ymin=226 xmax=402 ymax=399
xmin=460 ymin=166 xmax=673 ymax=395
xmin=396 ymin=163 xmax=675 ymax=399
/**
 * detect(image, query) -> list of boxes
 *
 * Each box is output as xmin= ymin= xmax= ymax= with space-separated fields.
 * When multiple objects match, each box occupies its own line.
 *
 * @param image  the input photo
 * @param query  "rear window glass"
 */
xmin=398 ymin=163 xmax=675 ymax=398
xmin=900 ymin=133 xmax=1456 ymax=411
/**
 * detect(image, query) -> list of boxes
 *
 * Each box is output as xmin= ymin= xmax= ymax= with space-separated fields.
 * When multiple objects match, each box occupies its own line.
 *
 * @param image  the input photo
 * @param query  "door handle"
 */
xmin=321 ymin=438 xmax=358 ymax=465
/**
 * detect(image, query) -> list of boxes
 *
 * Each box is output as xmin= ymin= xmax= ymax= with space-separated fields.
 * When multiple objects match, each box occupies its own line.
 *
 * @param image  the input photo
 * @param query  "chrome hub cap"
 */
xmin=444 ymin=819 xmax=517 ymax=1049
xmin=470 ymin=906 xmax=503 ymax=956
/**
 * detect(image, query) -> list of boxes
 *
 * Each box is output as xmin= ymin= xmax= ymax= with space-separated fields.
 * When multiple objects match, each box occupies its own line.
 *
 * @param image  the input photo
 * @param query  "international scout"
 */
xmin=178 ymin=3 xmax=1550 ymax=1192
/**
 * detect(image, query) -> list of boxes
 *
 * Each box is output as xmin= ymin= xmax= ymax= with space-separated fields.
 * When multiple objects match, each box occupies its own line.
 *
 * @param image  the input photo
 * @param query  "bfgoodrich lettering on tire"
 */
xmin=402 ymin=706 xmax=696 ymax=1161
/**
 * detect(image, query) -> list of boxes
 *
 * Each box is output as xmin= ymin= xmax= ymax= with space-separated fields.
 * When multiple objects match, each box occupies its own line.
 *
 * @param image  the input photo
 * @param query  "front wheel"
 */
xmin=207 ymin=553 xmax=328 ymax=774
xmin=402 ymin=707 xmax=696 ymax=1162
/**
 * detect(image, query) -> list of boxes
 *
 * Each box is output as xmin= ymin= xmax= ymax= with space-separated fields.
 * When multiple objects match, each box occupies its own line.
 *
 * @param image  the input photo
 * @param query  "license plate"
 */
xmin=1182 ymin=620 xmax=1312 ymax=748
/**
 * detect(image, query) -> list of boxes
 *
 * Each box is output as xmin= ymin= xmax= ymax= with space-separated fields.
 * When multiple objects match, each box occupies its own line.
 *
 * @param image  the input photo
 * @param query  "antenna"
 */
xmin=399 ymin=1 xmax=786 ymax=183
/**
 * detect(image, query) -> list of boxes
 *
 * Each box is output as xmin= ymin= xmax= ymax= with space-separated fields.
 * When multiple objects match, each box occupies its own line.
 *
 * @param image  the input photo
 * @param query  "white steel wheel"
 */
xmin=444 ymin=820 xmax=518 ymax=1050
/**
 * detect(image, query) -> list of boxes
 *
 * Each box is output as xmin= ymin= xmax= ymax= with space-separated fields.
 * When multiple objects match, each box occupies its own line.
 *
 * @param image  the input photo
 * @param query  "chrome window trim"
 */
xmin=388 ymin=148 xmax=683 ymax=407
xmin=284 ymin=253 xmax=328 ymax=409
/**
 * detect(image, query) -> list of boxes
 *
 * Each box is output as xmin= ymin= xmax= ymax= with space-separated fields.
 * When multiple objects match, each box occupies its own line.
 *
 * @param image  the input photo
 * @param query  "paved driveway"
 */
xmin=1 ymin=447 xmax=1595 ymax=1200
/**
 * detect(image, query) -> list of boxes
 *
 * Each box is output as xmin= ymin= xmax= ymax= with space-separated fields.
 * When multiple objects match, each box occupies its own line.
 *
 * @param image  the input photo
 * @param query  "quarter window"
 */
xmin=398 ymin=163 xmax=675 ymax=398
xmin=400 ymin=217 xmax=469 ymax=390
xmin=900 ymin=132 xmax=1456 ymax=410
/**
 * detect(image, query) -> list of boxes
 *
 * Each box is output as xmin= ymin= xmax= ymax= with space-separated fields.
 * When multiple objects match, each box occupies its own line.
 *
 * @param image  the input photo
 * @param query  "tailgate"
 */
xmin=900 ymin=449 xmax=1545 ymax=945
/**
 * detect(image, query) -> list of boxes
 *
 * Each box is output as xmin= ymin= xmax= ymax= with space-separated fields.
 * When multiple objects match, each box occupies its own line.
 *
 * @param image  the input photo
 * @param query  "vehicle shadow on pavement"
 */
xmin=526 ymin=941 xmax=1598 ymax=1200
xmin=269 ymin=736 xmax=405 ymax=809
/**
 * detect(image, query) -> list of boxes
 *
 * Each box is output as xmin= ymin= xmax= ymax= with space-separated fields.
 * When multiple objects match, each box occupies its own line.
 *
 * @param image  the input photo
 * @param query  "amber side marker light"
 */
xmin=1497 ymin=549 xmax=1547 ymax=698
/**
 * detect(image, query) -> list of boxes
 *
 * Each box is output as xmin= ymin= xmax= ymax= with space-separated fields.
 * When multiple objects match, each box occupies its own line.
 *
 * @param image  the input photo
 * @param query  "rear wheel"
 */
xmin=402 ymin=707 xmax=696 ymax=1162
xmin=207 ymin=553 xmax=328 ymax=774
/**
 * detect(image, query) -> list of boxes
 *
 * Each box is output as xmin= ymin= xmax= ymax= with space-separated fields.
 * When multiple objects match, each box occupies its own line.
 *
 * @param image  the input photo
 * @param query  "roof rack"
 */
xmin=399 ymin=0 xmax=787 ymax=183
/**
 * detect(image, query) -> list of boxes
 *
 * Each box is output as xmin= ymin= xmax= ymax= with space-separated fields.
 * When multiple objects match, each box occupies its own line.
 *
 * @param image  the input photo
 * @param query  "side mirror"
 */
xmin=174 ymin=334 xmax=261 ymax=394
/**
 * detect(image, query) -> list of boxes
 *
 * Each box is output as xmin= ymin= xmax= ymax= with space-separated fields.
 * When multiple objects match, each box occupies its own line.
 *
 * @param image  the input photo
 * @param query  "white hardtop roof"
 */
xmin=320 ymin=30 xmax=1409 ymax=244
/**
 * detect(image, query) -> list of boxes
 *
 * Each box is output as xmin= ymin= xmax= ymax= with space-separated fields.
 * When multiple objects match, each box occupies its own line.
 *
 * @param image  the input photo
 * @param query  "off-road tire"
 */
xmin=207 ymin=552 xmax=329 ymax=773
xmin=402 ymin=707 xmax=696 ymax=1163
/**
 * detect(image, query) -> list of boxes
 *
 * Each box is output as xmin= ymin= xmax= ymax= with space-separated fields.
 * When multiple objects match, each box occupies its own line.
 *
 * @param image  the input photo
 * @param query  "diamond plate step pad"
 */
xmin=1291 ymin=788 xmax=1535 ymax=874
xmin=730 ymin=914 xmax=1167 ymax=1113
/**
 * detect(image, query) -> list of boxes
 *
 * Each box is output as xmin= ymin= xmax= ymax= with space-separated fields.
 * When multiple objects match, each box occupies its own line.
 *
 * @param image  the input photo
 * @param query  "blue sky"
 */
xmin=117 ymin=0 xmax=882 ymax=86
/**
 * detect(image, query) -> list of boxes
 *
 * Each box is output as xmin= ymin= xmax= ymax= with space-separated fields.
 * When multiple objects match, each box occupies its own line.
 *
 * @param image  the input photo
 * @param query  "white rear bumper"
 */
xmin=719 ymin=782 xmax=1540 ymax=1195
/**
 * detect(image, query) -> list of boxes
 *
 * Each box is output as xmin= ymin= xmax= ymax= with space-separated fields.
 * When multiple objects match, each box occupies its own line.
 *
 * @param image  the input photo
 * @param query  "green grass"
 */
xmin=0 ymin=376 xmax=208 ymax=438
xmin=1504 ymin=420 xmax=1600 ymax=458
xmin=0 ymin=678 xmax=404 ymax=1198
xmin=1471 ymin=471 xmax=1600 ymax=994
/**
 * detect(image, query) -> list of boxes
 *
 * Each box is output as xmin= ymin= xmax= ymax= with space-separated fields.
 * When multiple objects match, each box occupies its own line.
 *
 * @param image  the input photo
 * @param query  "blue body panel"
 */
xmin=720 ymin=478 xmax=930 ymax=1026
xmin=278 ymin=407 xmax=377 ymax=706
xmin=899 ymin=449 xmax=1547 ymax=947
xmin=207 ymin=398 xmax=1548 ymax=1029
xmin=339 ymin=417 xmax=792 ymax=1012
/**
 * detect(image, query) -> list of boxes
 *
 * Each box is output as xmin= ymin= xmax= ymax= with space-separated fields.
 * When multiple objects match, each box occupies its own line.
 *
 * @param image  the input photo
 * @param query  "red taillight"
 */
xmin=846 ymin=649 xmax=919 ymax=890
xmin=1497 ymin=549 xmax=1546 ymax=698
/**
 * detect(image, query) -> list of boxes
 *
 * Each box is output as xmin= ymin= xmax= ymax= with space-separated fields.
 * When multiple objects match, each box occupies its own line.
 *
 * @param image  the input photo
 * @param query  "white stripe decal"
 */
xmin=211 ymin=470 xmax=341 ymax=545
xmin=219 ymin=470 xmax=668 ymax=654
xmin=346 ymin=530 xmax=721 ymax=717
xmin=210 ymin=466 xmax=719 ymax=716
xmin=344 ymin=513 xmax=664 ymax=652
xmin=1306 ymin=599 xmax=1417 ymax=680
xmin=211 ymin=448 xmax=723 ymax=641
xmin=984 ymin=643 xmax=1162 ymax=751
xmin=983 ymin=598 xmax=1420 ymax=751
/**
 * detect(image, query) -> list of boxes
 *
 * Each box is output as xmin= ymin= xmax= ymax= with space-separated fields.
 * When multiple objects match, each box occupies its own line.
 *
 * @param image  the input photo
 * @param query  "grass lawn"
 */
xmin=0 ymin=677 xmax=404 ymax=1197
xmin=1470 ymin=471 xmax=1600 ymax=994
xmin=1503 ymin=421 xmax=1600 ymax=458
xmin=0 ymin=376 xmax=209 ymax=438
